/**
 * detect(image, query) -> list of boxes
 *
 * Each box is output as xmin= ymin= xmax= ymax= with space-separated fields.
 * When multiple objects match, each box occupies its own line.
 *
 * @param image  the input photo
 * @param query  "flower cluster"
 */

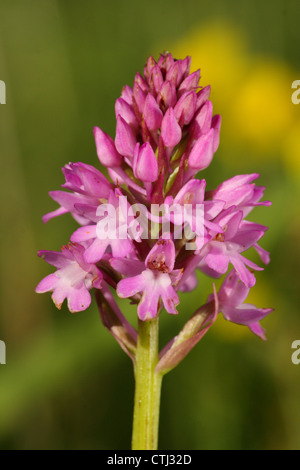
xmin=36 ymin=53 xmax=272 ymax=353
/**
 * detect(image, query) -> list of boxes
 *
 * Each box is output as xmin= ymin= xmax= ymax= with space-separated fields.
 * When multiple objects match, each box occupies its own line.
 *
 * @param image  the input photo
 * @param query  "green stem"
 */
xmin=131 ymin=317 xmax=162 ymax=450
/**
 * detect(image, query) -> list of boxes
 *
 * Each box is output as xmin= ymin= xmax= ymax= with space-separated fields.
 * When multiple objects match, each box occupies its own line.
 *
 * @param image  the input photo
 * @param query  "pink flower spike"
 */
xmin=36 ymin=51 xmax=273 ymax=385
xmin=143 ymin=93 xmax=163 ymax=131
xmin=93 ymin=126 xmax=122 ymax=167
xmin=115 ymin=115 xmax=137 ymax=159
xmin=161 ymin=107 xmax=182 ymax=148
xmin=133 ymin=142 xmax=158 ymax=183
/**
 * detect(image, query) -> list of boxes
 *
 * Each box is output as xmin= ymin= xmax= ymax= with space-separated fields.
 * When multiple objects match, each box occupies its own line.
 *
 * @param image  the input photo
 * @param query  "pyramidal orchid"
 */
xmin=36 ymin=52 xmax=272 ymax=450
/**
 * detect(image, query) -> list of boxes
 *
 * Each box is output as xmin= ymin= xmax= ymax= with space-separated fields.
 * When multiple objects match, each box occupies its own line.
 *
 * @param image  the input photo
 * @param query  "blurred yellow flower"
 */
xmin=229 ymin=60 xmax=295 ymax=153
xmin=172 ymin=21 xmax=300 ymax=175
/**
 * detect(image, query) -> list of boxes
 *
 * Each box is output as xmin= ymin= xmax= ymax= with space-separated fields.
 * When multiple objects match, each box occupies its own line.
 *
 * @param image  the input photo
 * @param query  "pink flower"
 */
xmin=199 ymin=208 xmax=266 ymax=287
xmin=43 ymin=162 xmax=112 ymax=224
xmin=210 ymin=173 xmax=271 ymax=215
xmin=91 ymin=52 xmax=221 ymax=203
xmin=161 ymin=107 xmax=182 ymax=148
xmin=216 ymin=270 xmax=273 ymax=339
xmin=93 ymin=126 xmax=123 ymax=167
xmin=133 ymin=142 xmax=158 ymax=183
xmin=114 ymin=239 xmax=182 ymax=320
xmin=36 ymin=52 xmax=272 ymax=352
xmin=164 ymin=179 xmax=224 ymax=242
xmin=35 ymin=243 xmax=102 ymax=312
xmin=70 ymin=188 xmax=136 ymax=263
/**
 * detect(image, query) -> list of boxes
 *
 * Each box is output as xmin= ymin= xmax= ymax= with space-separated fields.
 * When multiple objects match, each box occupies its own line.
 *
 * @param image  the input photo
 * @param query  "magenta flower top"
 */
xmin=36 ymin=52 xmax=272 ymax=341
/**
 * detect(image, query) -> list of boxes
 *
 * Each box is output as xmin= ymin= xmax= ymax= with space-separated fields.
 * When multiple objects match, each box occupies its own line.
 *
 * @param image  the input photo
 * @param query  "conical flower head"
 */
xmin=37 ymin=52 xmax=271 ymax=345
xmin=110 ymin=52 xmax=221 ymax=202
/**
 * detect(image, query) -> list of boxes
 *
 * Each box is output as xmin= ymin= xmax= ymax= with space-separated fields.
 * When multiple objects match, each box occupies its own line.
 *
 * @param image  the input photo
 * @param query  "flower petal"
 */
xmin=70 ymin=225 xmax=97 ymax=243
xmin=160 ymin=284 xmax=180 ymax=314
xmin=133 ymin=142 xmax=158 ymax=182
xmin=94 ymin=126 xmax=123 ymax=167
xmin=138 ymin=287 xmax=160 ymax=320
xmin=37 ymin=251 xmax=68 ymax=269
xmin=68 ymin=286 xmax=92 ymax=313
xmin=110 ymin=258 xmax=145 ymax=276
xmin=229 ymin=255 xmax=257 ymax=288
xmin=161 ymin=107 xmax=182 ymax=148
xmin=188 ymin=129 xmax=214 ymax=170
xmin=43 ymin=206 xmax=69 ymax=223
xmin=115 ymin=115 xmax=136 ymax=159
xmin=143 ymin=93 xmax=163 ymax=131
xmin=117 ymin=274 xmax=145 ymax=298
xmin=222 ymin=303 xmax=273 ymax=325
xmin=218 ymin=270 xmax=249 ymax=307
xmin=35 ymin=273 xmax=58 ymax=293
xmin=205 ymin=243 xmax=229 ymax=274
xmin=248 ymin=322 xmax=267 ymax=340
xmin=146 ymin=239 xmax=176 ymax=273
xmin=84 ymin=238 xmax=108 ymax=263
xmin=115 ymin=97 xmax=139 ymax=130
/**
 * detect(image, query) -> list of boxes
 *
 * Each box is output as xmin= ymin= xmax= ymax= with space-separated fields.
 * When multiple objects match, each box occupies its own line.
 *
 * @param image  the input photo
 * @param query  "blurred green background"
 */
xmin=0 ymin=0 xmax=299 ymax=450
